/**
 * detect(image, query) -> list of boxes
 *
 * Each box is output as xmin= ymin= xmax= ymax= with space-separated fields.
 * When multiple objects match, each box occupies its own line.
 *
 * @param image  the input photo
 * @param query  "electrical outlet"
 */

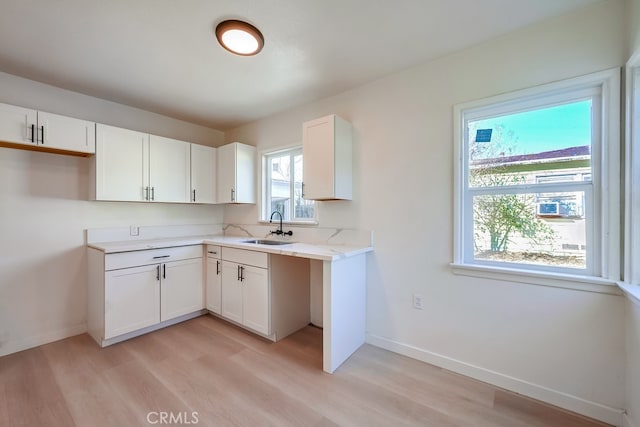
xmin=413 ymin=294 xmax=424 ymax=310
xmin=130 ymin=225 xmax=139 ymax=236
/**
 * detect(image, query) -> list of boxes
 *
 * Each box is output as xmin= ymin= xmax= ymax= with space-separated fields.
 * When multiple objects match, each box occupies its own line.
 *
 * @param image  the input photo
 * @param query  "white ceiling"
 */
xmin=0 ymin=0 xmax=602 ymax=130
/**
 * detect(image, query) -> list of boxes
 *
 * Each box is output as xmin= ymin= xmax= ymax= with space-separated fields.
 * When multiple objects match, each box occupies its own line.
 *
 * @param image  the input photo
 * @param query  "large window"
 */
xmin=454 ymin=70 xmax=620 ymax=280
xmin=262 ymin=147 xmax=315 ymax=222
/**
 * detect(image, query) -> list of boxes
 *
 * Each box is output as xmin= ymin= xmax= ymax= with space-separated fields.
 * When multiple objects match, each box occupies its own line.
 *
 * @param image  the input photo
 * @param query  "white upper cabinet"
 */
xmin=38 ymin=111 xmax=95 ymax=154
xmin=217 ymin=142 xmax=256 ymax=204
xmin=0 ymin=102 xmax=37 ymax=146
xmin=149 ymin=135 xmax=191 ymax=203
xmin=94 ymin=124 xmax=196 ymax=203
xmin=190 ymin=144 xmax=217 ymax=204
xmin=0 ymin=102 xmax=95 ymax=155
xmin=94 ymin=124 xmax=148 ymax=202
xmin=302 ymin=114 xmax=352 ymax=200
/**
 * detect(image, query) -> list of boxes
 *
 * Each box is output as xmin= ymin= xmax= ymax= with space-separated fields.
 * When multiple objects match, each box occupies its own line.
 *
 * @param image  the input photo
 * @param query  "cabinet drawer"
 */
xmin=205 ymin=245 xmax=221 ymax=258
xmin=222 ymin=247 xmax=268 ymax=268
xmin=105 ymin=245 xmax=202 ymax=271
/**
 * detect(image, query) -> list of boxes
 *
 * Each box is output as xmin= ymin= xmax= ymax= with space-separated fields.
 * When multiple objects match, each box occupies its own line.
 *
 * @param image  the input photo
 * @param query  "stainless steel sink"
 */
xmin=242 ymin=239 xmax=294 ymax=246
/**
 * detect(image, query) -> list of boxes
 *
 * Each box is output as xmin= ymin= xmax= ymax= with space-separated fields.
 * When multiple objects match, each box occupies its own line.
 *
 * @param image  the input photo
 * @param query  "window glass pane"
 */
xmin=293 ymin=154 xmax=315 ymax=219
xmin=269 ymin=154 xmax=291 ymax=220
xmin=472 ymin=191 xmax=586 ymax=270
xmin=263 ymin=148 xmax=315 ymax=222
xmin=468 ymin=100 xmax=592 ymax=188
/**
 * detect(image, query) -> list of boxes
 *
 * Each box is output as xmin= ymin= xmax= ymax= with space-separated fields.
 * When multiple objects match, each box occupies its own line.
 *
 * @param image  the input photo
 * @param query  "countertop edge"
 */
xmin=87 ymin=235 xmax=373 ymax=261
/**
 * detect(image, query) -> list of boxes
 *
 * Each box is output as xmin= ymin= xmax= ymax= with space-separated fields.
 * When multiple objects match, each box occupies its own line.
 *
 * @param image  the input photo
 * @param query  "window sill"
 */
xmin=451 ymin=263 xmax=621 ymax=295
xmin=617 ymin=282 xmax=640 ymax=306
xmin=258 ymin=220 xmax=319 ymax=226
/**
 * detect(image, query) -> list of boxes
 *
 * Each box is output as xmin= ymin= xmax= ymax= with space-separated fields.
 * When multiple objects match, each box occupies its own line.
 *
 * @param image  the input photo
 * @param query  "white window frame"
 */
xmin=621 ymin=55 xmax=640 ymax=303
xmin=260 ymin=145 xmax=317 ymax=224
xmin=453 ymin=69 xmax=620 ymax=293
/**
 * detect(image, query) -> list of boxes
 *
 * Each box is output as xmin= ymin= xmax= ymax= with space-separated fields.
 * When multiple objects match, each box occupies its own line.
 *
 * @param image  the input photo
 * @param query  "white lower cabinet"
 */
xmin=89 ymin=245 xmax=204 ymax=346
xmin=161 ymin=258 xmax=205 ymax=321
xmin=205 ymin=245 xmax=222 ymax=314
xmin=221 ymin=259 xmax=269 ymax=335
xmin=220 ymin=260 xmax=244 ymax=323
xmin=215 ymin=247 xmax=310 ymax=341
xmin=241 ymin=264 xmax=270 ymax=335
xmin=105 ymin=264 xmax=160 ymax=339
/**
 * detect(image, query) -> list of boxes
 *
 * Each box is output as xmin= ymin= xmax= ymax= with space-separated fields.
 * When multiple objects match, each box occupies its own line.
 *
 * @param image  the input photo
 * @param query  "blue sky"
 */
xmin=470 ymin=100 xmax=592 ymax=156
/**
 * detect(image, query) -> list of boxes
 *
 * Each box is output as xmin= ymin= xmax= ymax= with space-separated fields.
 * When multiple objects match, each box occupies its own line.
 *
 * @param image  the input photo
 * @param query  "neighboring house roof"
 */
xmin=471 ymin=145 xmax=590 ymax=167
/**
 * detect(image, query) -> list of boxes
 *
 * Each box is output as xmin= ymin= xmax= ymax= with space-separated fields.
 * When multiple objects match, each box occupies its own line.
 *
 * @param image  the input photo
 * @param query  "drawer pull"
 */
xmin=152 ymin=255 xmax=170 ymax=259
xmin=207 ymin=251 xmax=217 ymax=254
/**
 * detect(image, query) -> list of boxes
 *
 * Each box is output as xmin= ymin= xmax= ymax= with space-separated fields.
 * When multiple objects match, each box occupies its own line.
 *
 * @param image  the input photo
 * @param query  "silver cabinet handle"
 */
xmin=151 ymin=187 xmax=155 ymax=201
xmin=152 ymin=255 xmax=170 ymax=259
xmin=231 ymin=188 xmax=235 ymax=202
xmin=144 ymin=186 xmax=149 ymax=201
xmin=216 ymin=260 xmax=220 ymax=275
xmin=156 ymin=265 xmax=160 ymax=281
xmin=192 ymin=189 xmax=196 ymax=202
xmin=163 ymin=264 xmax=166 ymax=279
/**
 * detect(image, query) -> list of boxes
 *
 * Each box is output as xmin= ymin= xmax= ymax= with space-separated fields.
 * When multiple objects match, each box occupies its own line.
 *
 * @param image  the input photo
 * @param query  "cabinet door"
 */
xmin=216 ymin=143 xmax=235 ymax=203
xmin=161 ymin=258 xmax=204 ymax=321
xmin=206 ymin=257 xmax=222 ymax=314
xmin=95 ymin=124 xmax=148 ymax=201
xmin=303 ymin=116 xmax=335 ymax=200
xmin=0 ymin=102 xmax=37 ymax=146
xmin=220 ymin=261 xmax=243 ymax=323
xmin=105 ymin=264 xmax=160 ymax=339
xmin=191 ymin=144 xmax=217 ymax=204
xmin=235 ymin=143 xmax=256 ymax=203
xmin=149 ymin=135 xmax=191 ymax=203
xmin=38 ymin=111 xmax=95 ymax=154
xmin=242 ymin=265 xmax=270 ymax=335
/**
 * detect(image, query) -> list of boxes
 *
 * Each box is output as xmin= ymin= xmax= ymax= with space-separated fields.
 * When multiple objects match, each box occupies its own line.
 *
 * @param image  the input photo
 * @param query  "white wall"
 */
xmin=625 ymin=299 xmax=640 ymax=427
xmin=224 ymin=1 xmax=627 ymax=424
xmin=0 ymin=72 xmax=225 ymax=356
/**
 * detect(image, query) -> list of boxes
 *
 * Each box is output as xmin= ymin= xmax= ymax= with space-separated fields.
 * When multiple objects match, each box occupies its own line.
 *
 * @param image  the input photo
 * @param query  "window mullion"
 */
xmin=289 ymin=149 xmax=296 ymax=219
xmin=265 ymin=154 xmax=272 ymax=220
xmin=468 ymin=182 xmax=592 ymax=196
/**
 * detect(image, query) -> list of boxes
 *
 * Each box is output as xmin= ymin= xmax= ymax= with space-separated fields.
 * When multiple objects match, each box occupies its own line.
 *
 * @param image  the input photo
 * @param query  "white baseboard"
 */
xmin=366 ymin=333 xmax=624 ymax=426
xmin=0 ymin=323 xmax=87 ymax=357
xmin=99 ymin=311 xmax=207 ymax=347
xmin=624 ymin=413 xmax=638 ymax=427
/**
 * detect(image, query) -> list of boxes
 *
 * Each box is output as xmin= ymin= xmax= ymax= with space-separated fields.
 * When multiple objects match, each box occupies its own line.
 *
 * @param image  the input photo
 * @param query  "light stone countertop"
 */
xmin=87 ymin=234 xmax=373 ymax=261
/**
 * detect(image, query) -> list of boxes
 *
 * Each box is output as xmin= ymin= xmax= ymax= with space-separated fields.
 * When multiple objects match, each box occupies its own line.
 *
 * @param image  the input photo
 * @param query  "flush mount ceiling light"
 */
xmin=215 ymin=20 xmax=264 ymax=56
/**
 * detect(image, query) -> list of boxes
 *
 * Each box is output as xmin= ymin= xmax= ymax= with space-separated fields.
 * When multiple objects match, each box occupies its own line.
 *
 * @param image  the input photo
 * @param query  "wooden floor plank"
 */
xmin=0 ymin=348 xmax=76 ymax=426
xmin=0 ymin=315 xmax=613 ymax=427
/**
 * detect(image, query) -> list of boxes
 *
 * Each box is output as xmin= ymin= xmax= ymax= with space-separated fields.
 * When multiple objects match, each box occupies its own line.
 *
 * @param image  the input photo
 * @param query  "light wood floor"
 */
xmin=0 ymin=315 xmax=610 ymax=427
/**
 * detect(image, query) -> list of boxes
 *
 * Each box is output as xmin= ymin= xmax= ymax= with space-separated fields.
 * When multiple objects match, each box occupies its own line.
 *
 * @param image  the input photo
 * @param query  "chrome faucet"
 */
xmin=269 ymin=211 xmax=293 ymax=236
